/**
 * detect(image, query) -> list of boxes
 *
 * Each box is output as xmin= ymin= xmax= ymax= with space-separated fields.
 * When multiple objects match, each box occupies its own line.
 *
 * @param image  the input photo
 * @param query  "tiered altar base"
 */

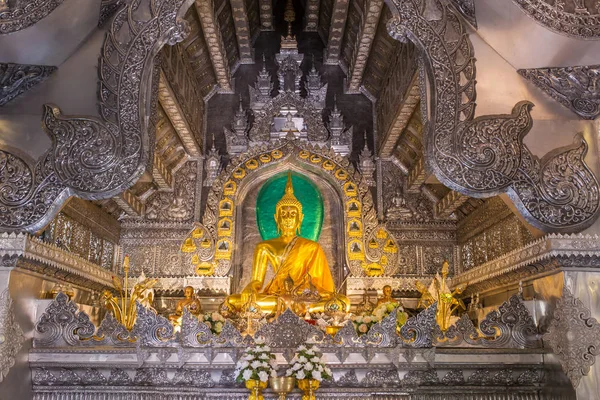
xmin=28 ymin=293 xmax=574 ymax=399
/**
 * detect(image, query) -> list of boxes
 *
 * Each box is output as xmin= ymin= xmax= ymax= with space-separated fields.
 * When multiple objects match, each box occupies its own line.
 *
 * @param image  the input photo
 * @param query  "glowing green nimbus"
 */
xmin=256 ymin=172 xmax=324 ymax=241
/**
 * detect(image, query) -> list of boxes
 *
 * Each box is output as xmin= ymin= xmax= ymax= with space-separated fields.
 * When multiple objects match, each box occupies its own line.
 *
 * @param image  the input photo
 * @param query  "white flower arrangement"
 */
xmin=234 ymin=339 xmax=277 ymax=383
xmin=286 ymin=342 xmax=332 ymax=382
xmin=200 ymin=311 xmax=226 ymax=334
xmin=350 ymin=303 xmax=408 ymax=335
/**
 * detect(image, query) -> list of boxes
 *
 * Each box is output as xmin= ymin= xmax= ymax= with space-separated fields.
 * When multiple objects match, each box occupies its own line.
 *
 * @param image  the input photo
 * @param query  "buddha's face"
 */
xmin=275 ymin=205 xmax=303 ymax=234
xmin=184 ymin=286 xmax=194 ymax=299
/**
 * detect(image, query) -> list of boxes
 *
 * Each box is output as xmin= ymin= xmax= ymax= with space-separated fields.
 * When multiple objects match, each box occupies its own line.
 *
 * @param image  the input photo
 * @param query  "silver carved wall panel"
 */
xmin=45 ymin=211 xmax=116 ymax=270
xmin=513 ymin=0 xmax=600 ymax=39
xmin=0 ymin=289 xmax=24 ymax=383
xmin=144 ymin=161 xmax=198 ymax=222
xmin=0 ymin=63 xmax=57 ymax=106
xmin=0 ymin=0 xmax=64 ymax=34
xmin=545 ymin=286 xmax=600 ymax=388
xmin=0 ymin=0 xmax=195 ymax=233
xmin=385 ymin=0 xmax=600 ymax=233
xmin=518 ymin=65 xmax=600 ymax=120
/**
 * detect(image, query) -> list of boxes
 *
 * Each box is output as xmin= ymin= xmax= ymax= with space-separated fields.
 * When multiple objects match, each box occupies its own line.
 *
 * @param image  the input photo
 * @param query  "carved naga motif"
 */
xmin=386 ymin=0 xmax=600 ymax=232
xmin=0 ymin=0 xmax=195 ymax=233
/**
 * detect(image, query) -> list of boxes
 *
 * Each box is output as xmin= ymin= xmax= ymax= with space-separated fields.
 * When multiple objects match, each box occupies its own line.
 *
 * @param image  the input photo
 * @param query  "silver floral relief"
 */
xmin=254 ymin=309 xmax=325 ymax=348
xmin=478 ymin=294 xmax=540 ymax=349
xmin=0 ymin=0 xmax=194 ymax=233
xmin=0 ymin=63 xmax=57 ymax=106
xmin=448 ymin=0 xmax=476 ymax=27
xmin=34 ymin=292 xmax=95 ymax=347
xmin=385 ymin=0 xmax=600 ymax=232
xmin=0 ymin=289 xmax=25 ymax=382
xmin=513 ymin=0 xmax=600 ymax=39
xmin=545 ymin=286 xmax=600 ymax=388
xmin=0 ymin=0 xmax=64 ymax=34
xmin=518 ymin=65 xmax=600 ymax=120
xmin=399 ymin=303 xmax=437 ymax=348
xmin=130 ymin=302 xmax=176 ymax=347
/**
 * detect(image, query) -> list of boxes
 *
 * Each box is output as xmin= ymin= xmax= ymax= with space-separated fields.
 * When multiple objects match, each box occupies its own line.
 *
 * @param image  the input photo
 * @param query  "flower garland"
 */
xmin=200 ymin=311 xmax=226 ymax=334
xmin=235 ymin=339 xmax=278 ymax=383
xmin=286 ymin=342 xmax=332 ymax=382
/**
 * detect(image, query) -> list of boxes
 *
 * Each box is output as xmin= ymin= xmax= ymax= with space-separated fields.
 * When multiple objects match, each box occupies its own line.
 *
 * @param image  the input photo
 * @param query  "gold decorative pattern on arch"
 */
xmin=183 ymin=140 xmax=398 ymax=278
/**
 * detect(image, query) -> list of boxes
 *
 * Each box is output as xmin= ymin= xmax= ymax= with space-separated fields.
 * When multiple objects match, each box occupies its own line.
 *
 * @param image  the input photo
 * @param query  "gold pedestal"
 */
xmin=245 ymin=379 xmax=267 ymax=400
xmin=270 ymin=376 xmax=295 ymax=400
xmin=297 ymin=379 xmax=320 ymax=400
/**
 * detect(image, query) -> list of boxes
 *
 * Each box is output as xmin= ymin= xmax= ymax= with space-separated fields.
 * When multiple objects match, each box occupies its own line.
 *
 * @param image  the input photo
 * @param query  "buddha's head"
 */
xmin=275 ymin=172 xmax=304 ymax=236
xmin=184 ymin=286 xmax=194 ymax=299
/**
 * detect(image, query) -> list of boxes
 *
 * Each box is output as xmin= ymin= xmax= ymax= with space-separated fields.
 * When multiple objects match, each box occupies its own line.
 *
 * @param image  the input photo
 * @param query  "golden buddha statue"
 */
xmin=226 ymin=172 xmax=348 ymax=315
xmin=169 ymin=286 xmax=202 ymax=324
xmin=376 ymin=285 xmax=399 ymax=307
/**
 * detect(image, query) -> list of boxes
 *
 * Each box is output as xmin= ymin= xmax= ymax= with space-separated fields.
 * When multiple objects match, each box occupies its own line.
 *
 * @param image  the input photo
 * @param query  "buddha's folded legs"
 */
xmin=225 ymin=293 xmax=279 ymax=314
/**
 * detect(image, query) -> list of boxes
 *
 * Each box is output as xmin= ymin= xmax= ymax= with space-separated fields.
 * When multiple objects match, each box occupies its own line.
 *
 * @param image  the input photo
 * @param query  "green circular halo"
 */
xmin=256 ymin=172 xmax=324 ymax=241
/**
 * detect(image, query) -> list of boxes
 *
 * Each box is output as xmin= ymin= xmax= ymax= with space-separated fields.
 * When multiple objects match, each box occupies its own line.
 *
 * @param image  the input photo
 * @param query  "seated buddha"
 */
xmin=169 ymin=286 xmax=202 ymax=324
xmin=226 ymin=172 xmax=349 ymax=315
xmin=376 ymin=285 xmax=398 ymax=307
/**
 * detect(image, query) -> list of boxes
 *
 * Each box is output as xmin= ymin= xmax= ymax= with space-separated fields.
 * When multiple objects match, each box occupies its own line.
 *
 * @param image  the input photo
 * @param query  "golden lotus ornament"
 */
xmin=245 ymin=379 xmax=267 ymax=400
xmin=270 ymin=376 xmax=295 ymax=400
xmin=297 ymin=378 xmax=320 ymax=400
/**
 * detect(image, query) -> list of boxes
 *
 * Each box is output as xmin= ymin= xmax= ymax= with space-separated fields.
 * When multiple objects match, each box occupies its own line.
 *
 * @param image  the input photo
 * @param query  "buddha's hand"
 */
xmin=241 ymin=280 xmax=261 ymax=305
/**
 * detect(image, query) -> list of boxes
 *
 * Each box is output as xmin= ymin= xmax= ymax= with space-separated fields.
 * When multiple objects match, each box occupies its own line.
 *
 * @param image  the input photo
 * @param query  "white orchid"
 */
xmin=304 ymin=362 xmax=314 ymax=371
xmin=242 ymin=370 xmax=253 ymax=380
xmin=251 ymin=360 xmax=261 ymax=369
xmin=296 ymin=370 xmax=306 ymax=380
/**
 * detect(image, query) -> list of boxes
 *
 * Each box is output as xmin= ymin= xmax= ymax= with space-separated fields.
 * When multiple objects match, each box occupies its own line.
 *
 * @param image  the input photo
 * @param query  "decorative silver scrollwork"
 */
xmin=479 ymin=294 xmax=540 ymax=349
xmin=0 ymin=0 xmax=64 ymax=34
xmin=180 ymin=308 xmax=213 ymax=347
xmin=512 ymin=0 xmax=600 ymax=40
xmin=130 ymin=303 xmax=176 ymax=347
xmin=399 ymin=303 xmax=437 ymax=348
xmin=0 ymin=63 xmax=57 ymax=106
xmin=0 ymin=0 xmax=195 ymax=233
xmin=94 ymin=312 xmax=133 ymax=346
xmin=254 ymin=308 xmax=325 ymax=348
xmin=0 ymin=289 xmax=24 ymax=382
xmin=385 ymin=0 xmax=600 ymax=232
xmin=365 ymin=307 xmax=398 ymax=347
xmin=545 ymin=286 xmax=600 ymax=388
xmin=34 ymin=292 xmax=95 ymax=347
xmin=518 ymin=65 xmax=600 ymax=120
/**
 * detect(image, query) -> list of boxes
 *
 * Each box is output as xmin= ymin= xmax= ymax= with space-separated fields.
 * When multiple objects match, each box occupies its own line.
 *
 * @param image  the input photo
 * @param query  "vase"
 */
xmin=245 ymin=379 xmax=267 ymax=400
xmin=270 ymin=376 xmax=295 ymax=400
xmin=297 ymin=378 xmax=320 ymax=400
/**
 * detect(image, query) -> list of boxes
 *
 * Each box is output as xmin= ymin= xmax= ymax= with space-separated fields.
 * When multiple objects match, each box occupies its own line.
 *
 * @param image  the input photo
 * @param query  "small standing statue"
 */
xmin=416 ymin=260 xmax=467 ymax=332
xmin=169 ymin=286 xmax=202 ymax=326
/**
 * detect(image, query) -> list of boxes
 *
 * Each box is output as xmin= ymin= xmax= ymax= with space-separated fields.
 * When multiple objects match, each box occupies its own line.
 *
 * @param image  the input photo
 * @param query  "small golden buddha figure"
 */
xmin=275 ymin=275 xmax=306 ymax=317
xmin=169 ymin=286 xmax=202 ymax=323
xmin=376 ymin=285 xmax=398 ymax=307
xmin=226 ymin=172 xmax=349 ymax=315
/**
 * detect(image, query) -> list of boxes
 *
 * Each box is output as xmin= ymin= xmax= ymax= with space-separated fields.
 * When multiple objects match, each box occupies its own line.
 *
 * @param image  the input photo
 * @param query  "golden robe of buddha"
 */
xmin=226 ymin=172 xmax=345 ymax=315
